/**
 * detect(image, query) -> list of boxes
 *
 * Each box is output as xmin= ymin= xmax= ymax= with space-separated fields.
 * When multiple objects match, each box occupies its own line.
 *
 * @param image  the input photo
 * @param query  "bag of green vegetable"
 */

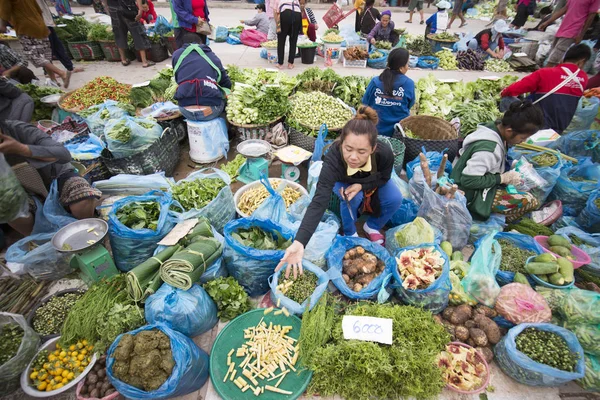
xmin=385 ymin=217 xmax=442 ymax=255
xmin=578 ymin=353 xmax=600 ymax=391
xmin=508 ymin=148 xmax=565 ymax=202
xmin=269 ymin=260 xmax=329 ymax=315
xmin=145 ymin=283 xmax=218 ymax=337
xmin=83 ymin=100 xmax=131 ymax=136
xmin=494 ymin=323 xmax=585 ymax=386
xmin=469 ymin=214 xmax=506 ymax=244
xmin=104 ymin=116 xmax=162 ymax=159
xmin=326 ymin=236 xmax=395 ymax=301
xmin=0 ymin=154 xmax=29 ymax=224
xmin=108 ymin=190 xmax=176 ymax=272
xmin=0 ymin=313 xmax=40 ymax=396
xmin=106 ymin=324 xmax=209 ymax=399
xmin=537 ymin=286 xmax=600 ymax=326
xmin=168 ymin=168 xmax=235 ymax=232
xmin=462 ymin=231 xmax=502 ymax=307
xmin=223 ymin=218 xmax=294 ymax=296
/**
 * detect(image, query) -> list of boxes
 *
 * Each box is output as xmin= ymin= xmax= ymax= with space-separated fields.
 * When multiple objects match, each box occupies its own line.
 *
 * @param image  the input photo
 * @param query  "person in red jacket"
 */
xmin=140 ymin=0 xmax=157 ymax=24
xmin=500 ymin=44 xmax=591 ymax=134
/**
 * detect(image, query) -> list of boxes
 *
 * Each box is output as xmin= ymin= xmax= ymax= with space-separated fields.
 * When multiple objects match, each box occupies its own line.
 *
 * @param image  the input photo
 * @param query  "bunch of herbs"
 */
xmin=203 ymin=277 xmax=252 ymax=321
xmin=116 ymin=201 xmax=160 ymax=230
xmin=231 ymin=226 xmax=292 ymax=250
xmin=170 ymin=178 xmax=226 ymax=211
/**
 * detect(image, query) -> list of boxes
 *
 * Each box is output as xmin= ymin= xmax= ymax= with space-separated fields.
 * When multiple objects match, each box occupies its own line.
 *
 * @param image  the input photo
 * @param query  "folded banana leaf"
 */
xmin=180 ymin=217 xmax=213 ymax=246
xmin=160 ymin=238 xmax=223 ymax=290
xmin=126 ymin=245 xmax=181 ymax=301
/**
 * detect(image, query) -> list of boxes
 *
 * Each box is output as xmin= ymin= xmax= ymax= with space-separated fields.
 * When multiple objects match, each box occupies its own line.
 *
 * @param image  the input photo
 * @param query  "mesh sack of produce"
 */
xmin=578 ymin=353 xmax=600 ymax=391
xmin=555 ymin=226 xmax=600 ymax=275
xmin=564 ymin=97 xmax=600 ymax=133
xmin=548 ymin=159 xmax=600 ymax=216
xmin=0 ymin=313 xmax=40 ymax=396
xmin=223 ymin=218 xmax=294 ymax=296
xmin=391 ymin=243 xmax=451 ymax=313
xmin=494 ymin=323 xmax=585 ymax=386
xmin=0 ymin=154 xmax=29 ymax=224
xmin=106 ymin=324 xmax=209 ymax=399
xmin=268 ymin=260 xmax=329 ymax=315
xmin=168 ymin=168 xmax=235 ymax=233
xmin=326 ymin=235 xmax=395 ymax=301
xmin=495 ymin=283 xmax=552 ymax=324
xmin=536 ymin=286 xmax=600 ymax=325
xmin=469 ymin=214 xmax=506 ymax=245
xmin=547 ymin=130 xmax=600 ymax=163
xmin=5 ymin=232 xmax=73 ymax=279
xmin=561 ymin=322 xmax=600 ymax=356
xmin=508 ymin=148 xmax=566 ymax=202
xmin=385 ymin=217 xmax=443 ymax=255
xmin=576 ymin=189 xmax=600 ymax=233
xmin=108 ymin=190 xmax=176 ymax=272
xmin=474 ymin=232 xmax=543 ymax=286
xmin=83 ymin=100 xmax=130 ymax=136
xmin=462 ymin=231 xmax=502 ymax=307
xmin=104 ymin=116 xmax=162 ymax=159
xmin=406 ymin=148 xmax=452 ymax=180
xmin=145 ymin=283 xmax=218 ymax=337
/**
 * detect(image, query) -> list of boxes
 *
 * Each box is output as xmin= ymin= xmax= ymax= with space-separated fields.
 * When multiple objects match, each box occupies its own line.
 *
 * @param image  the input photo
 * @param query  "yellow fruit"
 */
xmin=77 ymin=354 xmax=85 ymax=361
xmin=30 ymin=371 xmax=38 ymax=380
xmin=71 ymin=351 xmax=78 ymax=357
xmin=37 ymin=382 xmax=47 ymax=391
xmin=55 ymin=368 xmax=63 ymax=376
xmin=54 ymin=376 xmax=62 ymax=383
xmin=48 ymin=355 xmax=56 ymax=362
xmin=87 ymin=345 xmax=94 ymax=351
xmin=80 ymin=349 xmax=87 ymax=356
xmin=59 ymin=351 xmax=67 ymax=358
xmin=56 ymin=343 xmax=61 ymax=349
xmin=77 ymin=342 xmax=84 ymax=349
xmin=82 ymin=361 xmax=88 ymax=367
xmin=69 ymin=345 xmax=76 ymax=351
xmin=43 ymin=363 xmax=50 ymax=370
xmin=39 ymin=373 xmax=48 ymax=381
xmin=45 ymin=385 xmax=53 ymax=392
xmin=50 ymin=379 xmax=56 ymax=386
xmin=82 ymin=339 xmax=88 ymax=346
xmin=67 ymin=372 xmax=74 ymax=380
xmin=54 ymin=383 xmax=64 ymax=390
xmin=54 ymin=361 xmax=61 ymax=368
xmin=75 ymin=361 xmax=81 ymax=367
xmin=61 ymin=370 xmax=69 ymax=378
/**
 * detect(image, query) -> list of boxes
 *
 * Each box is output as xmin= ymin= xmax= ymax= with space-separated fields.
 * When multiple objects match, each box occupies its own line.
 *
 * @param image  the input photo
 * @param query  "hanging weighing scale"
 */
xmin=52 ymin=218 xmax=119 ymax=284
xmin=274 ymin=145 xmax=313 ymax=183
xmin=237 ymin=140 xmax=272 ymax=184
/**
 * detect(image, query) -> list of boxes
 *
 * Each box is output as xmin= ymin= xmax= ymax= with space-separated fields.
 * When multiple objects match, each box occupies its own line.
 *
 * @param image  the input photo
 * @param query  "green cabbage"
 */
xmin=394 ymin=217 xmax=435 ymax=248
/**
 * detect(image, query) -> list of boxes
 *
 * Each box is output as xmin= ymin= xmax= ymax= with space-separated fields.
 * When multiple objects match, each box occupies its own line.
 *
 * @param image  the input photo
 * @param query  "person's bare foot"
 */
xmin=288 ymin=63 xmax=294 ymax=69
xmin=72 ymin=67 xmax=84 ymax=73
xmin=276 ymin=64 xmax=284 ymax=69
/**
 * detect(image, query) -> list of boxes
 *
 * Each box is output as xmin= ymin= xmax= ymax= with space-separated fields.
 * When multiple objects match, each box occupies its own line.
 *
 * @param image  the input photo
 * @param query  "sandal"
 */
xmin=142 ymin=61 xmax=156 ymax=68
xmin=405 ymin=20 xmax=412 ymax=23
xmin=62 ymin=70 xmax=72 ymax=89
xmin=366 ymin=231 xmax=385 ymax=246
xmin=121 ymin=60 xmax=131 ymax=66
xmin=420 ymin=20 xmax=425 ymax=24
xmin=459 ymin=22 xmax=468 ymax=28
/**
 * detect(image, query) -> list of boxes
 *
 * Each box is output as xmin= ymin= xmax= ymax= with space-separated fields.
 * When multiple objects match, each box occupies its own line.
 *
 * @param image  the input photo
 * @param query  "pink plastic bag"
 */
xmin=76 ymin=380 xmax=121 ymax=400
xmin=494 ymin=283 xmax=552 ymax=324
xmin=240 ymin=29 xmax=267 ymax=48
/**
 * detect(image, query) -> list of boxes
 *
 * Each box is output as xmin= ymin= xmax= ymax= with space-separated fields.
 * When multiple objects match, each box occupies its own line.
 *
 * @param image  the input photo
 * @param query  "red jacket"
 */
xmin=501 ymin=63 xmax=588 ymax=133
xmin=140 ymin=0 xmax=157 ymax=24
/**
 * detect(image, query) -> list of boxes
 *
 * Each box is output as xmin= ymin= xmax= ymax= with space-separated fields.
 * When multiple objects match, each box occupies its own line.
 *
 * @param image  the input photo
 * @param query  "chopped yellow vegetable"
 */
xmin=265 ymin=385 xmax=292 ymax=395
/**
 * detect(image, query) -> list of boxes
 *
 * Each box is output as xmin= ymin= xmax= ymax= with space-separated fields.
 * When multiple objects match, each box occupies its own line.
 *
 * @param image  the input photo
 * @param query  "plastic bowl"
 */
xmin=443 ymin=342 xmax=490 ymax=395
xmin=525 ymin=256 xmax=575 ymax=289
xmin=21 ymin=336 xmax=97 ymax=398
xmin=534 ymin=236 xmax=591 ymax=269
xmin=233 ymin=178 xmax=308 ymax=218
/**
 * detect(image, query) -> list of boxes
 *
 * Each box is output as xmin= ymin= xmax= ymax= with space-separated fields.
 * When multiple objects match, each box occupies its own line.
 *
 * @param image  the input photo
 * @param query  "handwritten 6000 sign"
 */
xmin=341 ymin=316 xmax=393 ymax=345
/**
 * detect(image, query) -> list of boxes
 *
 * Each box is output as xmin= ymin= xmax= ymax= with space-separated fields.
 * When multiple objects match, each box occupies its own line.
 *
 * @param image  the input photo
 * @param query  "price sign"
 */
xmin=341 ymin=316 xmax=393 ymax=345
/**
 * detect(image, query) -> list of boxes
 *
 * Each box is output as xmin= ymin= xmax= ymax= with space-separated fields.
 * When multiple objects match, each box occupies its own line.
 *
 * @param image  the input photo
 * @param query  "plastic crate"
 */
xmin=342 ymin=56 xmax=367 ymax=68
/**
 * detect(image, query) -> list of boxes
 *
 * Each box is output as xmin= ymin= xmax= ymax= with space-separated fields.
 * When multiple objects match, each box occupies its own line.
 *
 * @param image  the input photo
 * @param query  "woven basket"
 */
xmin=67 ymin=41 xmax=104 ymax=61
xmin=396 ymin=115 xmax=459 ymax=164
xmin=228 ymin=115 xmax=284 ymax=142
xmin=98 ymin=40 xmax=121 ymax=62
xmin=100 ymin=128 xmax=180 ymax=177
xmin=287 ymin=124 xmax=317 ymax=152
xmin=377 ymin=136 xmax=405 ymax=176
xmin=157 ymin=114 xmax=187 ymax=143
xmin=166 ymin=36 xmax=180 ymax=55
xmin=149 ymin=42 xmax=169 ymax=62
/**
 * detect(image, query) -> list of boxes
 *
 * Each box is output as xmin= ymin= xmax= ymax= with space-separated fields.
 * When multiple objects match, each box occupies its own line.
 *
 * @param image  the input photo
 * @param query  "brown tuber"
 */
xmin=455 ymin=325 xmax=470 ymax=342
xmin=477 ymin=346 xmax=494 ymax=363
xmin=342 ymin=274 xmax=350 ymax=284
xmin=442 ymin=306 xmax=456 ymax=322
xmin=469 ymin=328 xmax=488 ymax=347
xmin=475 ymin=304 xmax=497 ymax=319
xmin=343 ymin=247 xmax=384 ymax=292
xmin=464 ymin=320 xmax=476 ymax=329
xmin=474 ymin=314 xmax=502 ymax=344
xmin=449 ymin=304 xmax=473 ymax=325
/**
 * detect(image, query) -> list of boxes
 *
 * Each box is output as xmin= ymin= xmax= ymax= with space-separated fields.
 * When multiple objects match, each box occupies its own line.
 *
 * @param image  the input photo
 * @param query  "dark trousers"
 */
xmin=48 ymin=27 xmax=73 ymax=71
xmin=277 ymin=10 xmax=301 ymax=65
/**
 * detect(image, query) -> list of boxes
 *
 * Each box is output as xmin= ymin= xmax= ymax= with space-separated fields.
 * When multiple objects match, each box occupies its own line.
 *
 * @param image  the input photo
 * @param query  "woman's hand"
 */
xmin=342 ymin=184 xmax=363 ymax=201
xmin=275 ymin=241 xmax=305 ymax=279
xmin=370 ymin=38 xmax=376 ymax=44
xmin=500 ymin=170 xmax=521 ymax=185
xmin=198 ymin=16 xmax=205 ymax=25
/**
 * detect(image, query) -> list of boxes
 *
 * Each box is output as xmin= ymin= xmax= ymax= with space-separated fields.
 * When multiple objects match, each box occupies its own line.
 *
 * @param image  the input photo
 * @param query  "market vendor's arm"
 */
xmin=501 ymin=71 xmax=541 ymax=97
xmin=0 ymin=77 xmax=22 ymax=99
xmin=538 ymin=5 xmax=567 ymax=30
xmin=480 ymin=33 xmax=500 ymax=58
xmin=367 ymin=22 xmax=380 ymax=44
xmin=0 ymin=45 xmax=27 ymax=77
xmin=460 ymin=152 xmax=502 ymax=190
xmin=242 ymin=15 xmax=260 ymax=27
xmin=577 ymin=8 xmax=600 ymax=44
xmin=0 ymin=121 xmax=71 ymax=166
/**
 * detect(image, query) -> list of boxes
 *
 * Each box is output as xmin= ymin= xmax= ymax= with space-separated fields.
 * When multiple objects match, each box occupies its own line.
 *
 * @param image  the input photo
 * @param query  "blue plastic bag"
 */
xmin=104 ymin=116 xmax=162 ymax=159
xmin=576 ymin=189 xmax=600 ymax=233
xmin=33 ymin=180 xmax=77 ymax=235
xmin=84 ymin=100 xmax=130 ymax=136
xmin=108 ymin=190 xmax=176 ymax=272
xmin=311 ymin=124 xmax=330 ymax=163
xmin=475 ymin=232 xmax=542 ymax=286
xmin=417 ymin=56 xmax=440 ymax=69
xmin=392 ymin=243 xmax=451 ymax=314
xmin=145 ymin=283 xmax=218 ymax=337
xmin=549 ymin=159 xmax=600 ymax=215
xmin=107 ymin=324 xmax=209 ymax=399
xmin=406 ymin=148 xmax=452 ymax=180
xmin=326 ymin=235 xmax=395 ymax=301
xmin=462 ymin=231 xmax=502 ymax=307
xmin=548 ymin=130 xmax=600 ymax=163
xmin=269 ymin=260 xmax=329 ymax=315
xmin=555 ymin=226 xmax=600 ymax=276
xmin=469 ymin=214 xmax=506 ymax=244
xmin=168 ymin=168 xmax=235 ymax=233
xmin=564 ymin=97 xmax=600 ymax=133
xmin=252 ymin=176 xmax=297 ymax=227
xmin=226 ymin=33 xmax=242 ymax=45
xmin=215 ymin=26 xmax=229 ymax=42
xmin=223 ymin=218 xmax=294 ymax=296
xmin=149 ymin=15 xmax=173 ymax=36
xmin=385 ymin=220 xmax=443 ymax=255
xmin=508 ymin=148 xmax=565 ymax=202
xmin=186 ymin=118 xmax=229 ymax=165
xmin=64 ymin=134 xmax=105 ymax=161
xmin=388 ymin=199 xmax=419 ymax=227
xmin=494 ymin=323 xmax=586 ymax=386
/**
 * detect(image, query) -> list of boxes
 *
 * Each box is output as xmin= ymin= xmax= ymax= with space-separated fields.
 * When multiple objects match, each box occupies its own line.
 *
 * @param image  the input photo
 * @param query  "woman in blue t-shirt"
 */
xmin=361 ymin=48 xmax=415 ymax=137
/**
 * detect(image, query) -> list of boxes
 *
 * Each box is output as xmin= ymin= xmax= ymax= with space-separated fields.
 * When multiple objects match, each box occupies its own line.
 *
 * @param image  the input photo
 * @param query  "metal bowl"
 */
xmin=52 ymin=218 xmax=108 ymax=253
xmin=236 ymin=139 xmax=271 ymax=158
xmin=40 ymin=94 xmax=61 ymax=105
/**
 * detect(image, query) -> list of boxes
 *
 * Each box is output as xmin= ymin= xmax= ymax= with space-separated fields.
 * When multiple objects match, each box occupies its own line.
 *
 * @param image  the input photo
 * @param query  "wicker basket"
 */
xmin=157 ymin=114 xmax=187 ymax=143
xmin=64 ymin=133 xmax=112 ymax=183
xmin=67 ymin=41 xmax=104 ymax=61
xmin=98 ymin=40 xmax=121 ymax=62
xmin=149 ymin=42 xmax=169 ymax=62
xmin=396 ymin=115 xmax=459 ymax=164
xmin=377 ymin=136 xmax=405 ymax=176
xmin=100 ymin=128 xmax=180 ymax=177
xmin=228 ymin=115 xmax=284 ymax=142
xmin=58 ymin=91 xmax=85 ymax=113
xmin=287 ymin=124 xmax=317 ymax=152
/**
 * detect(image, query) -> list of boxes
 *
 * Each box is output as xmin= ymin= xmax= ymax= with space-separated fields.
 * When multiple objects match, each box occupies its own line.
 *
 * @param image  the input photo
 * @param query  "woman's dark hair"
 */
xmin=500 ymin=99 xmax=544 ymax=136
xmin=365 ymin=0 xmax=376 ymax=8
xmin=339 ymin=106 xmax=379 ymax=147
xmin=379 ymin=48 xmax=410 ymax=95
xmin=564 ymin=43 xmax=593 ymax=63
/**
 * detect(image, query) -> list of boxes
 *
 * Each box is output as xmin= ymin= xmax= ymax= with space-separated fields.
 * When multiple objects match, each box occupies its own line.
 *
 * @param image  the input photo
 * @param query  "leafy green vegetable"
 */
xmin=87 ymin=23 xmax=114 ymax=41
xmin=231 ymin=226 xmax=292 ymax=250
xmin=406 ymin=35 xmax=434 ymax=56
xmin=16 ymin=84 xmax=62 ymax=121
xmin=278 ymin=271 xmax=318 ymax=304
xmin=220 ymin=154 xmax=246 ymax=181
xmin=203 ymin=277 xmax=252 ymax=321
xmin=226 ymin=84 xmax=289 ymax=125
xmin=95 ymin=303 xmax=145 ymax=352
xmin=129 ymin=86 xmax=154 ymax=108
xmin=449 ymin=98 xmax=501 ymax=136
xmin=56 ymin=16 xmax=90 ymax=42
xmin=289 ymin=91 xmax=353 ymax=132
xmin=225 ymin=66 xmax=298 ymax=95
xmin=170 ymin=178 xmax=226 ymax=211
xmin=0 ymin=323 xmax=23 ymax=365
xmin=0 ymin=162 xmax=28 ymax=223
xmin=106 ymin=119 xmax=132 ymax=142
xmin=116 ymin=201 xmax=160 ymax=230
xmin=394 ymin=217 xmax=435 ymax=248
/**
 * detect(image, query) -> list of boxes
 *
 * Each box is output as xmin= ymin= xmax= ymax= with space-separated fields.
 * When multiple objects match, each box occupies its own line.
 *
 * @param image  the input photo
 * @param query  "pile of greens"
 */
xmin=498 ymin=239 xmax=536 ymax=274
xmin=232 ymin=226 xmax=292 ymax=250
xmin=0 ymin=323 xmax=23 ymax=365
xmin=416 ymin=73 xmax=472 ymax=118
xmin=87 ymin=23 xmax=114 ymax=41
xmin=406 ymin=35 xmax=433 ymax=56
xmin=54 ymin=16 xmax=91 ymax=42
xmin=203 ymin=276 xmax=252 ymax=321
xmin=170 ymin=178 xmax=226 ymax=211
xmin=220 ymin=154 xmax=246 ymax=181
xmin=129 ymin=68 xmax=175 ymax=108
xmin=449 ymin=98 xmax=501 ymax=136
xmin=95 ymin=303 xmax=145 ymax=352
xmin=226 ymin=66 xmax=298 ymax=95
xmin=16 ymin=84 xmax=63 ymax=121
xmin=295 ymin=68 xmax=370 ymax=110
xmin=226 ymin=84 xmax=289 ymax=125
xmin=289 ymin=91 xmax=353 ymax=132
xmin=116 ymin=201 xmax=160 ymax=230
xmin=301 ymin=297 xmax=451 ymax=400
xmin=106 ymin=119 xmax=132 ymax=142
xmin=0 ymin=162 xmax=28 ymax=223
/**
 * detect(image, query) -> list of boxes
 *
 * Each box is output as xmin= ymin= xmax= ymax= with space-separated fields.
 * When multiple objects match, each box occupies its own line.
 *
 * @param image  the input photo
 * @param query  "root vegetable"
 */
xmin=90 ymin=389 xmax=100 ymax=398
xmin=442 ymin=306 xmax=456 ymax=321
xmin=353 ymin=283 xmax=363 ymax=292
xmin=467 ymin=338 xmax=476 ymax=347
xmin=469 ymin=328 xmax=488 ymax=347
xmin=356 ymin=273 xmax=377 ymax=285
xmin=449 ymin=304 xmax=472 ymax=325
xmin=455 ymin=326 xmax=470 ymax=342
xmin=475 ymin=305 xmax=497 ymax=319
xmin=473 ymin=314 xmax=501 ymax=344
xmin=464 ymin=320 xmax=476 ymax=329
xmin=477 ymin=346 xmax=494 ymax=363
xmin=342 ymin=274 xmax=350 ymax=284
xmin=433 ymin=315 xmax=443 ymax=325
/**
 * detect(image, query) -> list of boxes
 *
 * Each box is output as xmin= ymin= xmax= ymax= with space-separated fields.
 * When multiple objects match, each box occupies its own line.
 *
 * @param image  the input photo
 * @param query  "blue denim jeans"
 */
xmin=179 ymin=102 xmax=225 ymax=122
xmin=333 ymin=179 xmax=403 ymax=235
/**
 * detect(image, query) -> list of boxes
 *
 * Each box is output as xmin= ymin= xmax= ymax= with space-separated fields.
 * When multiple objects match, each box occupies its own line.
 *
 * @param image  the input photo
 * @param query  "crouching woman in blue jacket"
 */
xmin=172 ymin=41 xmax=232 ymax=121
xmin=361 ymin=48 xmax=415 ymax=137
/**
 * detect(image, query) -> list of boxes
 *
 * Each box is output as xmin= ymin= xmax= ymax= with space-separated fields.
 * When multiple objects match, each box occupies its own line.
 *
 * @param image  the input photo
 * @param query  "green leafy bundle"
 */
xmin=231 ymin=227 xmax=292 ymax=250
xmin=106 ymin=119 xmax=132 ymax=142
xmin=203 ymin=277 xmax=252 ymax=321
xmin=116 ymin=201 xmax=160 ymax=230
xmin=226 ymin=84 xmax=289 ymax=125
xmin=95 ymin=303 xmax=145 ymax=352
xmin=170 ymin=178 xmax=226 ymax=211
xmin=449 ymin=98 xmax=501 ymax=136
xmin=56 ymin=16 xmax=91 ymax=42
xmin=87 ymin=23 xmax=114 ymax=41
xmin=303 ymin=302 xmax=450 ymax=400
xmin=406 ymin=35 xmax=433 ymax=56
xmin=129 ymin=68 xmax=176 ymax=108
xmin=16 ymin=84 xmax=62 ymax=121
xmin=225 ymin=66 xmax=298 ymax=95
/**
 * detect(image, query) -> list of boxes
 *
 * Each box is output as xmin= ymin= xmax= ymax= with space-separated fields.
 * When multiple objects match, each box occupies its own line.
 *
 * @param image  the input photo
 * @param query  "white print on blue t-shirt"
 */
xmin=374 ymin=87 xmax=404 ymax=107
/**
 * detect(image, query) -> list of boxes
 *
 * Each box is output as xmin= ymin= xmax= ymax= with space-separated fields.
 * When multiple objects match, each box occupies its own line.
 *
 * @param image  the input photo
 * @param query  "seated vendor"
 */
xmin=172 ymin=40 xmax=232 ymax=122
xmin=367 ymin=10 xmax=399 ymax=46
xmin=361 ymin=48 xmax=415 ymax=137
xmin=241 ymin=4 xmax=270 ymax=35
xmin=467 ymin=20 xmax=509 ymax=59
xmin=449 ymin=100 xmax=544 ymax=223
xmin=275 ymin=106 xmax=402 ymax=277
xmin=1 ymin=120 xmax=102 ymax=236
xmin=0 ymin=77 xmax=34 ymax=122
